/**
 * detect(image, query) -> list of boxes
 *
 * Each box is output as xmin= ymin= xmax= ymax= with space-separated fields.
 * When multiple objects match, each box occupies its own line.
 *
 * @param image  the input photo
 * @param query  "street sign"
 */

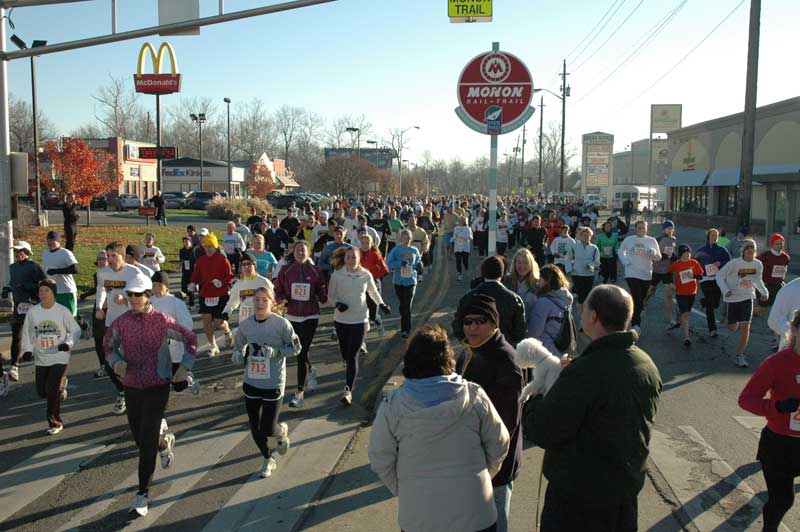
xmin=455 ymin=48 xmax=534 ymax=136
xmin=449 ymin=0 xmax=492 ymax=23
xmin=134 ymin=42 xmax=181 ymax=95
xmin=138 ymin=146 xmax=178 ymax=159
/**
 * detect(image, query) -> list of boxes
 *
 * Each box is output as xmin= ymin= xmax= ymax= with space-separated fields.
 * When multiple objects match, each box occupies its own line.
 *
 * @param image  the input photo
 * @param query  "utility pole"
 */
xmin=519 ymin=123 xmax=526 ymax=193
xmin=737 ymin=0 xmax=761 ymax=230
xmin=559 ymin=59 xmax=570 ymax=194
xmin=538 ymin=96 xmax=545 ymax=190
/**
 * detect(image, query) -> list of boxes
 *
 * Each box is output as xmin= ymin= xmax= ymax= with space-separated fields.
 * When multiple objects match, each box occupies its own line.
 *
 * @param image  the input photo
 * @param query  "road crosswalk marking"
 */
xmin=0 ymin=441 xmax=107 ymax=525
xmin=733 ymin=415 xmax=766 ymax=440
xmin=201 ymin=418 xmax=359 ymax=532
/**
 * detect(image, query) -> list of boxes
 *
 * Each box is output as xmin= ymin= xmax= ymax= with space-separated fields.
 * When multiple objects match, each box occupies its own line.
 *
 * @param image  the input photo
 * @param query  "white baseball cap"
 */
xmin=198 ymin=227 xmax=210 ymax=237
xmin=12 ymin=241 xmax=32 ymax=253
xmin=125 ymin=273 xmax=153 ymax=293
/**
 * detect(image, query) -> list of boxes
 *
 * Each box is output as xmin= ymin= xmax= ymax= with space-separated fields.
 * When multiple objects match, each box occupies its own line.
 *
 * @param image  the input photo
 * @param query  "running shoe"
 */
xmin=129 ymin=493 xmax=149 ymax=516
xmin=275 ymin=422 xmax=290 ymax=455
xmin=668 ymin=322 xmax=680 ymax=330
xmin=187 ymin=373 xmax=200 ymax=395
xmin=93 ymin=365 xmax=107 ymax=378
xmin=60 ymin=377 xmax=68 ymax=402
xmin=710 ymin=330 xmax=718 ymax=338
xmin=360 ymin=343 xmax=368 ymax=355
xmin=418 ymin=274 xmax=424 ymax=283
xmin=46 ymin=424 xmax=63 ymax=435
xmin=159 ymin=433 xmax=176 ymax=469
xmin=223 ymin=330 xmax=234 ymax=349
xmin=0 ymin=372 xmax=9 ymax=398
xmin=401 ymin=332 xmax=409 ymax=339
xmin=113 ymin=394 xmax=126 ymax=415
xmin=8 ymin=364 xmax=19 ymax=382
xmin=735 ymin=354 xmax=748 ymax=368
xmin=289 ymin=391 xmax=304 ymax=408
xmin=457 ymin=274 xmax=463 ymax=281
xmin=306 ymin=367 xmax=318 ymax=393
xmin=260 ymin=457 xmax=277 ymax=478
xmin=341 ymin=386 xmax=352 ymax=406
xmin=330 ymin=332 xmax=338 ymax=341
xmin=208 ymin=343 xmax=220 ymax=357
xmin=683 ymin=338 xmax=692 ymax=347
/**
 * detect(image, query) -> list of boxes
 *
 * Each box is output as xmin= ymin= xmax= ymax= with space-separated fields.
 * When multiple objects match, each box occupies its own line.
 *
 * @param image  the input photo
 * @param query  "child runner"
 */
xmin=716 ymin=239 xmax=769 ymax=368
xmin=222 ymin=253 xmax=273 ymax=324
xmin=231 ymin=285 xmax=300 ymax=478
xmin=139 ymin=233 xmax=166 ymax=272
xmin=667 ymin=244 xmax=704 ymax=346
xmin=21 ymin=279 xmax=81 ymax=434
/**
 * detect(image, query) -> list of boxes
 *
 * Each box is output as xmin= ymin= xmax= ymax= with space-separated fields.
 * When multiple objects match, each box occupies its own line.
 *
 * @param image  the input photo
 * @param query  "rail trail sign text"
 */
xmin=449 ymin=0 xmax=492 ymax=23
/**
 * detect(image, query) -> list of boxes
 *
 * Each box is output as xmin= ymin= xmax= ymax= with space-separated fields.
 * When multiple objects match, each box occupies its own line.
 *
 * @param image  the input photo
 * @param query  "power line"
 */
xmin=573 ymin=0 xmax=647 ymax=73
xmin=575 ymin=0 xmax=687 ymax=104
xmin=565 ymin=0 xmax=623 ymax=61
xmin=571 ymin=0 xmax=628 ymax=64
xmin=624 ymin=0 xmax=746 ymax=107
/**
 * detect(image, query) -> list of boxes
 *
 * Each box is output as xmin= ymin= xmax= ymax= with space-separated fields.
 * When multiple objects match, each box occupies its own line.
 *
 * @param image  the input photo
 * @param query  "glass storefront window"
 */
xmin=717 ymin=186 xmax=738 ymax=217
xmin=671 ymin=186 xmax=708 ymax=213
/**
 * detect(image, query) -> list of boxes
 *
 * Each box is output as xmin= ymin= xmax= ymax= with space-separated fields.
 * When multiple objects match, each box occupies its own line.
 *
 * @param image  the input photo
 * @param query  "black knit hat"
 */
xmin=461 ymin=294 xmax=500 ymax=326
xmin=480 ymin=256 xmax=504 ymax=280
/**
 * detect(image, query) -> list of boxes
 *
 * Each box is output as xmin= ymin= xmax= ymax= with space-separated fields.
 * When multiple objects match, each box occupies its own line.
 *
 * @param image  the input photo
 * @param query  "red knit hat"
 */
xmin=769 ymin=233 xmax=785 ymax=247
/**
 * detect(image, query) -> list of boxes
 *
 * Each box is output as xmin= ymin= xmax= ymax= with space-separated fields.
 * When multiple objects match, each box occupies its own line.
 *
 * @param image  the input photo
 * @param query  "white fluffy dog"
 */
xmin=514 ymin=338 xmax=563 ymax=401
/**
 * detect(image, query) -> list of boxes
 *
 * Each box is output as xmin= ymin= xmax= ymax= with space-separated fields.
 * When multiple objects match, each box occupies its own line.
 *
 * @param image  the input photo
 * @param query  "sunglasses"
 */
xmin=126 ymin=291 xmax=146 ymax=298
xmin=463 ymin=317 xmax=489 ymax=326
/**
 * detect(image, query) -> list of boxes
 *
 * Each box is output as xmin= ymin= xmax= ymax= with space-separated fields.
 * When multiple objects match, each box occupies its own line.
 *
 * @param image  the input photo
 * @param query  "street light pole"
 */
xmin=397 ymin=125 xmax=420 ymax=197
xmin=224 ymin=97 xmax=232 ymax=198
xmin=538 ymin=96 xmax=544 ymax=191
xmin=559 ymin=59 xmax=570 ymax=194
xmin=190 ymin=113 xmax=206 ymax=191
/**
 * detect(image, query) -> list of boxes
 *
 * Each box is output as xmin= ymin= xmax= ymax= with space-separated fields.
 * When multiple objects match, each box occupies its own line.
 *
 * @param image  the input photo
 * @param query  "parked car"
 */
xmin=166 ymin=191 xmax=190 ymax=208
xmin=271 ymin=193 xmax=303 ymax=210
xmin=44 ymin=193 xmax=62 ymax=210
xmin=90 ymin=195 xmax=108 ymax=210
xmin=109 ymin=194 xmax=142 ymax=211
xmin=161 ymin=193 xmax=184 ymax=209
xmin=186 ymin=191 xmax=220 ymax=210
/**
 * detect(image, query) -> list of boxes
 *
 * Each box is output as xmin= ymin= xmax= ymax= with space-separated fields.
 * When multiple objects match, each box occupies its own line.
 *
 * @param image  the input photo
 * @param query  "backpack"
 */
xmin=545 ymin=296 xmax=577 ymax=353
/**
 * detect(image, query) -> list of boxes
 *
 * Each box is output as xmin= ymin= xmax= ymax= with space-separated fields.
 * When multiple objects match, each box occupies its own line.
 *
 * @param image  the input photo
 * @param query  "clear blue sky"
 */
xmin=5 ymin=0 xmax=797 ymax=168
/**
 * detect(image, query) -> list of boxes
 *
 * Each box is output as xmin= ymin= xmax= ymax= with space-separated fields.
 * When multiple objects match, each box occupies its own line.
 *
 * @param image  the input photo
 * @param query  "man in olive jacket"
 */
xmin=453 ymin=256 xmax=527 ymax=346
xmin=522 ymin=284 xmax=662 ymax=532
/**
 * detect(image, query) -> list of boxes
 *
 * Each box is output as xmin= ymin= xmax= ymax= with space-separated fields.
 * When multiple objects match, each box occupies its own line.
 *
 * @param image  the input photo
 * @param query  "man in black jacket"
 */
xmin=62 ymin=193 xmax=79 ymax=251
xmin=525 ymin=215 xmax=548 ymax=267
xmin=522 ymin=284 xmax=662 ymax=532
xmin=458 ymin=294 xmax=524 ymax=532
xmin=453 ymin=256 xmax=527 ymax=346
xmin=149 ymin=190 xmax=167 ymax=226
xmin=266 ymin=216 xmax=291 ymax=259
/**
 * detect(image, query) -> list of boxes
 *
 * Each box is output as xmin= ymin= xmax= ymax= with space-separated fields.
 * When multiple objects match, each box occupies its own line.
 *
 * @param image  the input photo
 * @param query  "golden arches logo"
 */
xmin=133 ymin=42 xmax=181 ymax=94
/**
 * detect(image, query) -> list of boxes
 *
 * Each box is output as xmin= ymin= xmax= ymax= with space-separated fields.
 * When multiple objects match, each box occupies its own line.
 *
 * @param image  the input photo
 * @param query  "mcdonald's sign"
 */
xmin=133 ymin=42 xmax=181 ymax=95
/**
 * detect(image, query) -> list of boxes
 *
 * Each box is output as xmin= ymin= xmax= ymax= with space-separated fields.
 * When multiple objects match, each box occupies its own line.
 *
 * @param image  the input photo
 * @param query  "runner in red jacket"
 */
xmin=189 ymin=233 xmax=233 ymax=357
xmin=359 ymin=233 xmax=390 ymax=333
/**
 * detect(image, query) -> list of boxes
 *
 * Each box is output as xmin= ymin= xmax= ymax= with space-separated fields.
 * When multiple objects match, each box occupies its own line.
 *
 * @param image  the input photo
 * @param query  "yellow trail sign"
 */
xmin=449 ymin=0 xmax=492 ymax=18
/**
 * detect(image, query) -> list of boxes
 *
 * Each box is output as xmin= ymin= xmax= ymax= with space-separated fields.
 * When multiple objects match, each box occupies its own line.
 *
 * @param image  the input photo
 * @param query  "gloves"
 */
xmin=188 ymin=283 xmax=197 ymax=292
xmin=113 ymin=360 xmax=127 ymax=379
xmin=231 ymin=350 xmax=244 ymax=364
xmin=335 ymin=302 xmax=349 ymax=312
xmin=221 ymin=312 xmax=230 ymax=322
xmin=212 ymin=279 xmax=223 ymax=289
xmin=379 ymin=304 xmax=391 ymax=314
xmin=57 ymin=343 xmax=70 ymax=352
xmin=23 ymin=351 xmax=32 ymax=360
xmin=775 ymin=397 xmax=800 ymax=414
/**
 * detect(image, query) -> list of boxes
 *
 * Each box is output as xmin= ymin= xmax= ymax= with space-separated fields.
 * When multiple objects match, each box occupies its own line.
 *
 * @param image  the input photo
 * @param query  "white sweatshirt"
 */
xmin=222 ymin=274 xmax=273 ymax=320
xmin=453 ymin=225 xmax=473 ymax=253
xmin=96 ymin=264 xmax=143 ymax=326
xmin=151 ymin=293 xmax=194 ymax=363
xmin=619 ymin=235 xmax=661 ymax=281
xmin=138 ymin=245 xmax=166 ymax=272
xmin=328 ymin=267 xmax=384 ymax=325
xmin=716 ymin=257 xmax=768 ymax=303
xmin=550 ymin=236 xmax=576 ymax=267
xmin=767 ymin=277 xmax=800 ymax=348
xmin=21 ymin=302 xmax=81 ymax=366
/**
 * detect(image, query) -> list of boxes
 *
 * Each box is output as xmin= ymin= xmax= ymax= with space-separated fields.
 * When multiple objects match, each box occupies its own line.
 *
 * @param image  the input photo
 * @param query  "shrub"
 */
xmin=206 ymin=197 xmax=272 ymax=221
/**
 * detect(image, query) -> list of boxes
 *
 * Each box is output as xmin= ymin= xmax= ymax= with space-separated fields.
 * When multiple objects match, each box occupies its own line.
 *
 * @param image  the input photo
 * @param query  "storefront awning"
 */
xmin=707 ymin=164 xmax=800 ymax=186
xmin=707 ymin=167 xmax=740 ymax=187
xmin=665 ymin=170 xmax=707 ymax=187
xmin=754 ymin=163 xmax=800 ymax=176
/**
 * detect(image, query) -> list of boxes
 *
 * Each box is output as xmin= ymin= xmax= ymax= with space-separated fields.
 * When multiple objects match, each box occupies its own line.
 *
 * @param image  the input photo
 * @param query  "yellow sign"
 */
xmin=134 ymin=42 xmax=181 ymax=94
xmin=449 ymin=0 xmax=492 ymax=18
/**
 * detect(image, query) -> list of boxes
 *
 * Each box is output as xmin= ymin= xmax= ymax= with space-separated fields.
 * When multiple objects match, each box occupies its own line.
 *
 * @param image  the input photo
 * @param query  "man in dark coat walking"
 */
xmin=62 ymin=193 xmax=79 ymax=251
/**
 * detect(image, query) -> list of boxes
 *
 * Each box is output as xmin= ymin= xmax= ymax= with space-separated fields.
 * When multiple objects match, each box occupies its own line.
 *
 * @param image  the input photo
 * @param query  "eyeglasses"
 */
xmin=126 ymin=291 xmax=146 ymax=298
xmin=463 ymin=317 xmax=489 ymax=326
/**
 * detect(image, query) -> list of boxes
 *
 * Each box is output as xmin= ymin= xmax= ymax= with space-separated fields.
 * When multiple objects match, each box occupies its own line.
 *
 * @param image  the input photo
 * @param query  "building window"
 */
xmin=717 ymin=186 xmax=738 ymax=217
xmin=671 ymin=186 xmax=708 ymax=213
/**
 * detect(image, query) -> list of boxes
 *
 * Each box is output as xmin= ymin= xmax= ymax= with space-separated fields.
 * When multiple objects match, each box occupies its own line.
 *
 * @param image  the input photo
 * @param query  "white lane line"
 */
xmin=733 ymin=415 xmax=766 ymax=440
xmin=0 ymin=441 xmax=106 ymax=524
xmin=58 ymin=430 xmax=247 ymax=532
xmin=201 ymin=418 xmax=360 ymax=532
xmin=650 ymin=426 xmax=791 ymax=531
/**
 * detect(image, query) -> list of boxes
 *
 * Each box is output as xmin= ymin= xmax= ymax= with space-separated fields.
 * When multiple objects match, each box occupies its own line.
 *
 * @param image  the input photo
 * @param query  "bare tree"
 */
xmin=292 ymin=112 xmax=325 ymax=184
xmin=273 ymin=105 xmax=306 ymax=169
xmin=163 ymin=97 xmax=224 ymax=161
xmin=92 ymin=75 xmax=141 ymax=138
xmin=231 ymin=98 xmax=278 ymax=161
xmin=324 ymin=114 xmax=372 ymax=149
xmin=9 ymin=93 xmax=57 ymax=152
xmin=131 ymin=109 xmax=156 ymax=144
xmin=70 ymin=123 xmax=104 ymax=140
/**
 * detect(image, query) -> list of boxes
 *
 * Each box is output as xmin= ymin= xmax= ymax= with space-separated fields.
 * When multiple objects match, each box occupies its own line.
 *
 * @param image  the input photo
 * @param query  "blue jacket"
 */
xmin=694 ymin=243 xmax=731 ymax=282
xmin=529 ymin=289 xmax=574 ymax=357
xmin=386 ymin=245 xmax=421 ymax=286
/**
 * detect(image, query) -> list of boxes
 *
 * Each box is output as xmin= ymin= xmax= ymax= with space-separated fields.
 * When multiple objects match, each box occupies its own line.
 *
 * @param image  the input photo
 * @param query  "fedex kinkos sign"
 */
xmin=134 ymin=42 xmax=181 ymax=95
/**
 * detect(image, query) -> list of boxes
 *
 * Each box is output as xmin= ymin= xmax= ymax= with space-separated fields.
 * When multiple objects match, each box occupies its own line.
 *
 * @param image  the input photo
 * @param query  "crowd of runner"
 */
xmin=0 ymin=192 xmax=798 ymax=531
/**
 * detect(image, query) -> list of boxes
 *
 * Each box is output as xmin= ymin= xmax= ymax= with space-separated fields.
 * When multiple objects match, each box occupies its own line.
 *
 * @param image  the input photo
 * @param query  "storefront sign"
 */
xmin=134 ymin=42 xmax=181 ymax=94
xmin=651 ymin=104 xmax=682 ymax=134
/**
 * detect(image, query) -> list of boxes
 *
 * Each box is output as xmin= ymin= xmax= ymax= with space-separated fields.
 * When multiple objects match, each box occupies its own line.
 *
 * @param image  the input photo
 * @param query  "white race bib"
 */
xmin=239 ymin=302 xmax=253 ymax=320
xmin=400 ymin=265 xmax=413 ymax=278
xmin=39 ymin=334 xmax=58 ymax=353
xmin=247 ymin=356 xmax=270 ymax=380
xmin=456 ymin=237 xmax=466 ymax=247
xmin=679 ymin=269 xmax=694 ymax=284
xmin=664 ymin=246 xmax=674 ymax=256
xmin=204 ymin=296 xmax=219 ymax=307
xmin=772 ymin=265 xmax=787 ymax=280
xmin=705 ymin=264 xmax=719 ymax=276
xmin=790 ymin=409 xmax=800 ymax=432
xmin=738 ymin=279 xmax=753 ymax=290
xmin=634 ymin=247 xmax=648 ymax=257
xmin=16 ymin=302 xmax=31 ymax=315
xmin=603 ymin=246 xmax=612 ymax=256
xmin=291 ymin=282 xmax=311 ymax=302
xmin=183 ymin=260 xmax=191 ymax=271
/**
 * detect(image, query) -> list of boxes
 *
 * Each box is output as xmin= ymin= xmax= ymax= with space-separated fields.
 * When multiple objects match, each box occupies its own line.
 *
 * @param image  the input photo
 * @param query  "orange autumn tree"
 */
xmin=245 ymin=162 xmax=276 ymax=198
xmin=41 ymin=138 xmax=122 ymax=206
